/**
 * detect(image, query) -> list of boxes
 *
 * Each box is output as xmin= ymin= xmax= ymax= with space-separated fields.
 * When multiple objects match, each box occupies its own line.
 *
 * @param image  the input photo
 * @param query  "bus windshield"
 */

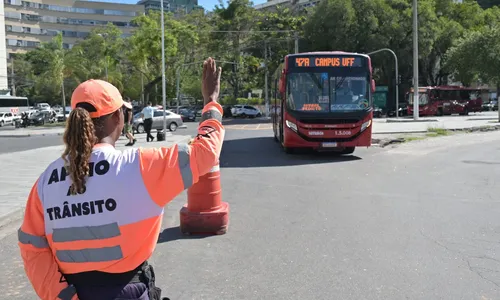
xmin=287 ymin=72 xmax=370 ymax=113
xmin=407 ymin=93 xmax=429 ymax=105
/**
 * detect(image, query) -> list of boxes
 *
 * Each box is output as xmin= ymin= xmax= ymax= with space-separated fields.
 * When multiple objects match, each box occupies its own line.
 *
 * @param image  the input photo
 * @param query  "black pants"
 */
xmin=144 ymin=118 xmax=154 ymax=141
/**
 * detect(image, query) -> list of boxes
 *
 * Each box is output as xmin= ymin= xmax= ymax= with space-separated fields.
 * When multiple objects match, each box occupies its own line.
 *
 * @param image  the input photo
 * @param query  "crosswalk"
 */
xmin=224 ymin=123 xmax=273 ymax=130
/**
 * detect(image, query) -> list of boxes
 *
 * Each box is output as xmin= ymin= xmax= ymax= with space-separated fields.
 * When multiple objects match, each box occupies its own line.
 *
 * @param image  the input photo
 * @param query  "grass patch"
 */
xmin=427 ymin=127 xmax=451 ymax=137
xmin=404 ymin=136 xmax=426 ymax=142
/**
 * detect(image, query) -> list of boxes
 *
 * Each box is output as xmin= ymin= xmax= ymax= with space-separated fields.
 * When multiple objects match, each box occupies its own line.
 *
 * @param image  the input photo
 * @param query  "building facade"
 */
xmin=254 ymin=0 xmax=319 ymax=11
xmin=0 ymin=0 xmax=8 ymax=90
xmin=137 ymin=0 xmax=202 ymax=15
xmin=3 ymin=0 xmax=145 ymax=56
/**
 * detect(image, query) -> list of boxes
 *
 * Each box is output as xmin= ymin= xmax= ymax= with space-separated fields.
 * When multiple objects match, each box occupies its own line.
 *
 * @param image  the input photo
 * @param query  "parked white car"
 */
xmin=36 ymin=103 xmax=51 ymax=111
xmin=133 ymin=109 xmax=183 ymax=133
xmin=0 ymin=112 xmax=15 ymax=127
xmin=231 ymin=105 xmax=262 ymax=118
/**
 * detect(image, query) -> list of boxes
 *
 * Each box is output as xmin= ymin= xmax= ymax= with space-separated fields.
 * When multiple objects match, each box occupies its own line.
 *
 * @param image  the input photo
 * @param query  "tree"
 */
xmin=70 ymin=24 xmax=126 ymax=89
xmin=212 ymin=0 xmax=260 ymax=99
xmin=24 ymin=33 xmax=80 ymax=108
xmin=445 ymin=25 xmax=500 ymax=95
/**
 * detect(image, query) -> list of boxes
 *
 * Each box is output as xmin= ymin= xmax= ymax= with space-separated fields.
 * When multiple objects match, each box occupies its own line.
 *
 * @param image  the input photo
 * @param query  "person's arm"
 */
xmin=128 ymin=110 xmax=133 ymax=124
xmin=139 ymin=101 xmax=224 ymax=207
xmin=18 ymin=180 xmax=76 ymax=300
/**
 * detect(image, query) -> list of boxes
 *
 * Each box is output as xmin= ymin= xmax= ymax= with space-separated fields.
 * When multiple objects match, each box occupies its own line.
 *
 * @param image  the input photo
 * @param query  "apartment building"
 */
xmin=254 ymin=0 xmax=319 ymax=11
xmin=3 ymin=0 xmax=145 ymax=56
xmin=137 ymin=0 xmax=202 ymax=15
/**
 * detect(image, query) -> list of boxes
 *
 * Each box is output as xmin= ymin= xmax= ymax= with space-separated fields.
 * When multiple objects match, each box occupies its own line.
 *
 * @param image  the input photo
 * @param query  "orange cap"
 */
xmin=71 ymin=79 xmax=132 ymax=119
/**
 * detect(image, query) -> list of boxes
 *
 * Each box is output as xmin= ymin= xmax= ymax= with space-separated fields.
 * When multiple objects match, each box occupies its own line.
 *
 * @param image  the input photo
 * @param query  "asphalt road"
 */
xmin=0 ymin=122 xmax=200 ymax=154
xmin=1 ymin=124 xmax=500 ymax=299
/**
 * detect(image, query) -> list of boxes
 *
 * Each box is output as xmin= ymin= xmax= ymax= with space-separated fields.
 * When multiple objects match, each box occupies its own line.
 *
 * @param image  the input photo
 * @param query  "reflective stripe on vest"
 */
xmin=18 ymin=228 xmax=49 ymax=248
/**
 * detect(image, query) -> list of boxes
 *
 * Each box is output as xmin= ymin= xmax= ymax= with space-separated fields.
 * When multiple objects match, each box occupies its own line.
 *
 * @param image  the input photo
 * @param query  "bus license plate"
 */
xmin=322 ymin=142 xmax=337 ymax=148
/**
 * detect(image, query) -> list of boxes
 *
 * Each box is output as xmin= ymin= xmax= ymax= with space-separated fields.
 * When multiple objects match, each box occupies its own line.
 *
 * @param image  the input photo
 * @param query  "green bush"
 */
xmin=220 ymin=95 xmax=236 ymax=105
xmin=236 ymin=98 xmax=263 ymax=105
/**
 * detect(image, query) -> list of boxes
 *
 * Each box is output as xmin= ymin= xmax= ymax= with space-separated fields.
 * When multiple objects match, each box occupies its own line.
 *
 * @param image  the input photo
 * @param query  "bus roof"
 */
xmin=286 ymin=51 xmax=370 ymax=59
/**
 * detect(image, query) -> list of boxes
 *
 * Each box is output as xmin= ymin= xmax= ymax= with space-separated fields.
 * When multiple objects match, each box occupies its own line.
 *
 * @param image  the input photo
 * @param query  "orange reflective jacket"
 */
xmin=18 ymin=102 xmax=225 ymax=300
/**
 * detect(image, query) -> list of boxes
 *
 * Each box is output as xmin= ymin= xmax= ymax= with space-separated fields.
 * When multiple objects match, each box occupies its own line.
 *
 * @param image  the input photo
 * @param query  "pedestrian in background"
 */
xmin=141 ymin=102 xmax=155 ymax=142
xmin=124 ymin=97 xmax=136 ymax=146
xmin=17 ymin=57 xmax=224 ymax=300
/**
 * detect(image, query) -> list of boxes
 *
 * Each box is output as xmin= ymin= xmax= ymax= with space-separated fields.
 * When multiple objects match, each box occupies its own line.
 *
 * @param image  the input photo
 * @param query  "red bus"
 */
xmin=271 ymin=52 xmax=375 ymax=154
xmin=407 ymin=86 xmax=483 ymax=116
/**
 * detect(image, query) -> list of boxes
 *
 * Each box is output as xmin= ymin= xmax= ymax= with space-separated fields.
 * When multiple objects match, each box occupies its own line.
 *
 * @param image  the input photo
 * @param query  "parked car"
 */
xmin=56 ymin=107 xmax=72 ymax=122
xmin=133 ymin=109 xmax=183 ymax=133
xmin=373 ymin=106 xmax=383 ymax=118
xmin=0 ymin=112 xmax=15 ymax=127
xmin=231 ymin=105 xmax=262 ymax=118
xmin=179 ymin=108 xmax=196 ymax=122
xmin=482 ymin=100 xmax=498 ymax=111
xmin=387 ymin=103 xmax=408 ymax=117
xmin=29 ymin=110 xmax=52 ymax=126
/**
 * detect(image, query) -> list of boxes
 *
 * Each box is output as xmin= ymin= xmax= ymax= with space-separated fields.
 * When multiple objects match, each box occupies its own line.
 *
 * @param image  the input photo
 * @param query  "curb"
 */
xmin=385 ymin=119 xmax=438 ymax=123
xmin=373 ymin=130 xmax=428 ymax=134
xmin=0 ymin=132 xmax=64 ymax=138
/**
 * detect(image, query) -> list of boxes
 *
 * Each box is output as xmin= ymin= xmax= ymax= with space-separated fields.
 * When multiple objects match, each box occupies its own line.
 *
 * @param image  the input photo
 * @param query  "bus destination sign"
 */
xmin=293 ymin=56 xmax=363 ymax=68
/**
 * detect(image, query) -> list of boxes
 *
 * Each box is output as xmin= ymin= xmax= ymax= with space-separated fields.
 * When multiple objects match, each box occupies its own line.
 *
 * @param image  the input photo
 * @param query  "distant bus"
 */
xmin=271 ymin=51 xmax=376 ymax=154
xmin=407 ymin=86 xmax=483 ymax=116
xmin=0 ymin=95 xmax=29 ymax=114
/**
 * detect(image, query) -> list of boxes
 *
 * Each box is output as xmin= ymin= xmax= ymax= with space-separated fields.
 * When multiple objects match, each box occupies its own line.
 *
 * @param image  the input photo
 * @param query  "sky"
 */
xmin=91 ymin=0 xmax=267 ymax=11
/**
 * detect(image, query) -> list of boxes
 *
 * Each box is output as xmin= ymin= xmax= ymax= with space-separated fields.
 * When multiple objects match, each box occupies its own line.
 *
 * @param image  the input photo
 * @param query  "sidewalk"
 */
xmin=0 ymin=125 xmax=188 ymax=138
xmin=372 ymin=115 xmax=499 ymax=134
xmin=0 ymin=134 xmax=191 ymax=229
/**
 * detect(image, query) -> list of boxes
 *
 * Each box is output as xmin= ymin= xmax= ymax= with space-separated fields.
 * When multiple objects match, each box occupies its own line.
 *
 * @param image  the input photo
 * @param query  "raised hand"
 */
xmin=201 ymin=57 xmax=222 ymax=106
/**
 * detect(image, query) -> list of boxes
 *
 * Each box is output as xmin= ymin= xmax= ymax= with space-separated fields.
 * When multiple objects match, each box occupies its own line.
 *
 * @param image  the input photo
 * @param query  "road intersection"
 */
xmin=0 ymin=116 xmax=499 ymax=299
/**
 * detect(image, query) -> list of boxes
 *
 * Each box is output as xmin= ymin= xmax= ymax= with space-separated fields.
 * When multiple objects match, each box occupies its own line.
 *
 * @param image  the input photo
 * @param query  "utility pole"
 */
xmin=367 ymin=48 xmax=399 ymax=118
xmin=175 ymin=67 xmax=180 ymax=113
xmin=160 ymin=0 xmax=167 ymax=134
xmin=294 ymin=31 xmax=299 ymax=54
xmin=412 ymin=0 xmax=419 ymax=120
xmin=10 ymin=57 xmax=15 ymax=96
xmin=140 ymin=72 xmax=144 ymax=105
xmin=264 ymin=40 xmax=269 ymax=117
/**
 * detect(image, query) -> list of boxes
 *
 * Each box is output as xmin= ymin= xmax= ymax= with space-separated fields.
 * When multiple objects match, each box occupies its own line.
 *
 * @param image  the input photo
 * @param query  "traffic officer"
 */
xmin=17 ymin=57 xmax=224 ymax=300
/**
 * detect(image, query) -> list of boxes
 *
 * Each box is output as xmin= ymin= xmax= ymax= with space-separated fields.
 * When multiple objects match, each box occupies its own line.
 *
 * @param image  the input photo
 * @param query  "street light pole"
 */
xmin=160 ymin=0 xmax=167 ymax=134
xmin=412 ymin=0 xmax=419 ymax=120
xmin=264 ymin=40 xmax=269 ymax=117
xmin=175 ymin=68 xmax=180 ymax=113
xmin=368 ymin=48 xmax=399 ymax=118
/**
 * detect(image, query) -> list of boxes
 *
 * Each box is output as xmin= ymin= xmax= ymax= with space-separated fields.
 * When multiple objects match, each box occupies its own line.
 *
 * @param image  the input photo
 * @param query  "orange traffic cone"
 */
xmin=179 ymin=165 xmax=229 ymax=235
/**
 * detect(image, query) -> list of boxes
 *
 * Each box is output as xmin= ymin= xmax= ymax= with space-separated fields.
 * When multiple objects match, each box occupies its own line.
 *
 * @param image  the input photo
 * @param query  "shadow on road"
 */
xmin=220 ymin=136 xmax=361 ymax=168
xmin=222 ymin=118 xmax=271 ymax=125
xmin=157 ymin=226 xmax=216 ymax=244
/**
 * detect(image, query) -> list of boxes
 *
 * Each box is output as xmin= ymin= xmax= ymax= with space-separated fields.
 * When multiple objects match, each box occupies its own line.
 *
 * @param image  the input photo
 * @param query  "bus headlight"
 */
xmin=360 ymin=120 xmax=372 ymax=132
xmin=285 ymin=120 xmax=298 ymax=132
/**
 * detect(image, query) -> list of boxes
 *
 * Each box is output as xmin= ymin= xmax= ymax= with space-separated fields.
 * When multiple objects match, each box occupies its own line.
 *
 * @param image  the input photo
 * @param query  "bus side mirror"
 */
xmin=371 ymin=79 xmax=376 ymax=93
xmin=279 ymin=71 xmax=286 ymax=94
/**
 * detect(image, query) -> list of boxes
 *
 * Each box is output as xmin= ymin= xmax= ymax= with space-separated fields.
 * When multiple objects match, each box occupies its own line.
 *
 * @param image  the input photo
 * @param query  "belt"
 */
xmin=59 ymin=262 xmax=168 ymax=300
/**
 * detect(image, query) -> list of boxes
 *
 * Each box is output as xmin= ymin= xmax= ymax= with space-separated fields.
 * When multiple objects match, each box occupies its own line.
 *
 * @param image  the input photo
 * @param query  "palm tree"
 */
xmin=38 ymin=33 xmax=80 ymax=119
